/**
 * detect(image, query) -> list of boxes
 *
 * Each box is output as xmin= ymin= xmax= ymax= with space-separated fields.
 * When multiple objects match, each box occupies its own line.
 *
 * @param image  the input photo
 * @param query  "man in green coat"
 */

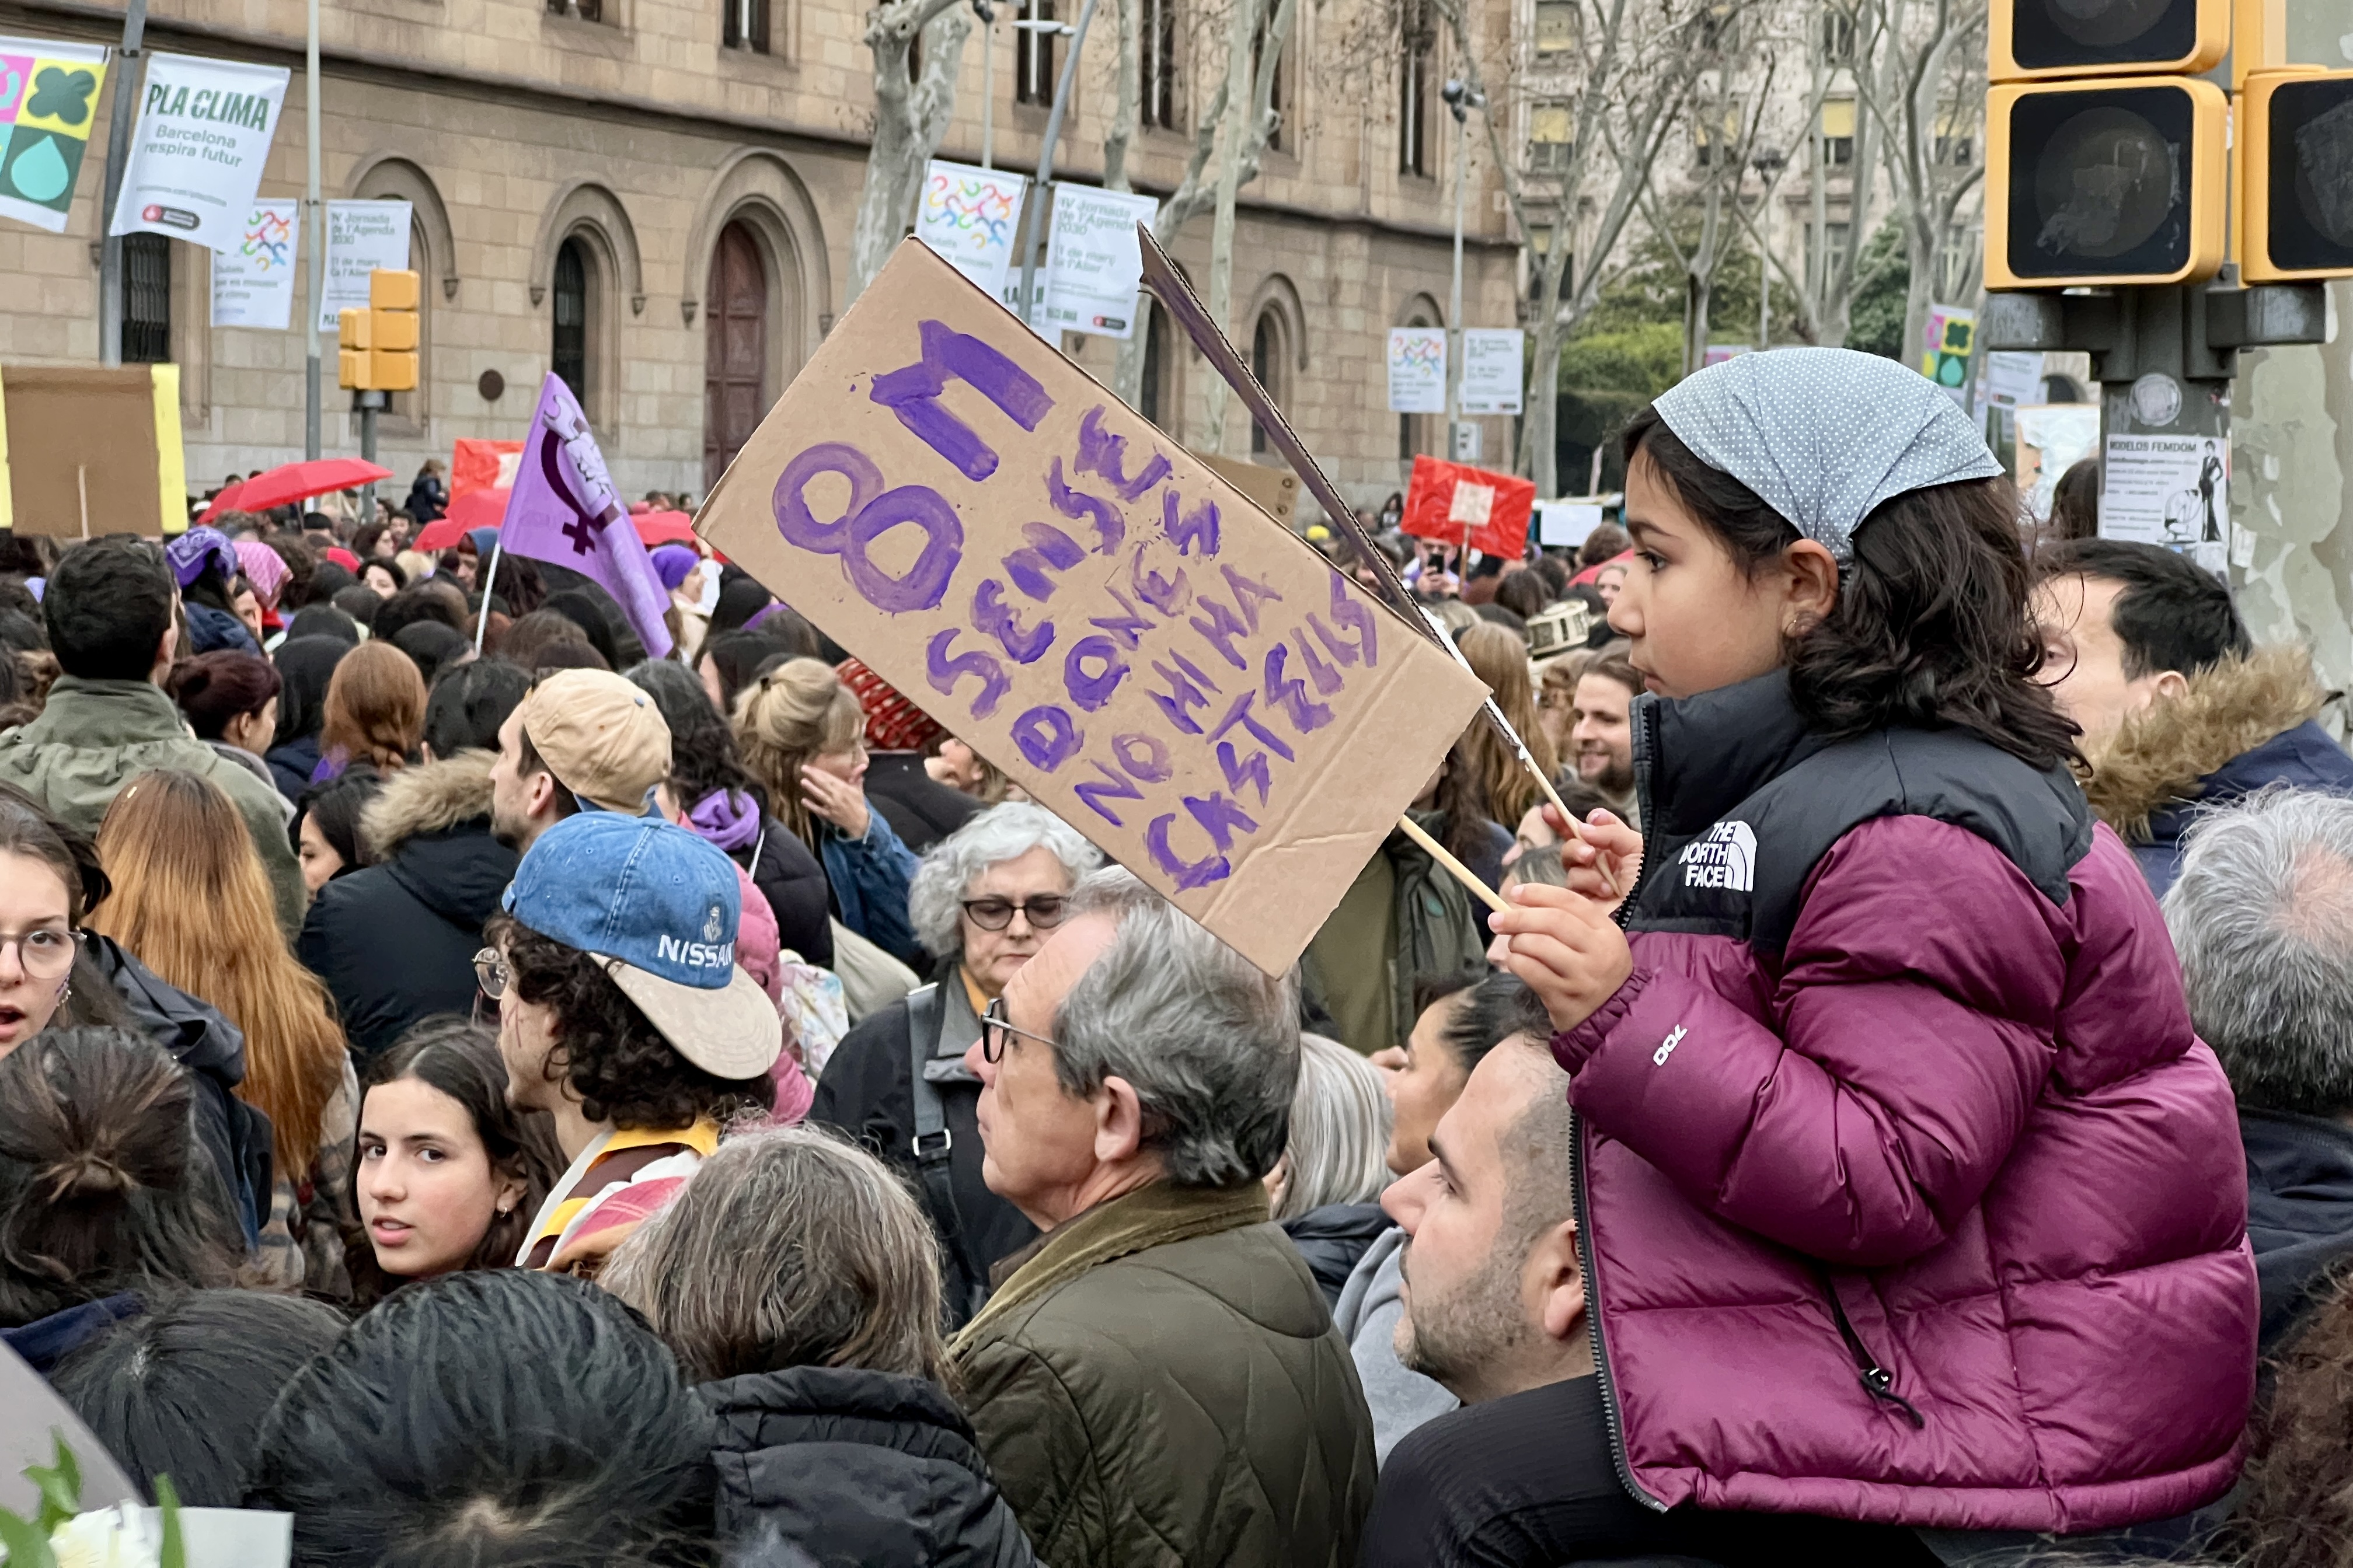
xmin=0 ymin=536 xmax=304 ymax=935
xmin=950 ymin=867 xmax=1377 ymax=1567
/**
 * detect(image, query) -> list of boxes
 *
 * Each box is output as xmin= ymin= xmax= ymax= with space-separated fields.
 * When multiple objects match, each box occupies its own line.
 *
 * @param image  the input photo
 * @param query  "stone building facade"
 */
xmin=0 ymin=0 xmax=1522 ymax=513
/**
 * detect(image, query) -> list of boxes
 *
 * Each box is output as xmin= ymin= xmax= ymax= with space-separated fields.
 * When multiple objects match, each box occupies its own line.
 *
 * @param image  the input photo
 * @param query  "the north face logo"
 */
xmin=1681 ymin=821 xmax=1757 ymax=893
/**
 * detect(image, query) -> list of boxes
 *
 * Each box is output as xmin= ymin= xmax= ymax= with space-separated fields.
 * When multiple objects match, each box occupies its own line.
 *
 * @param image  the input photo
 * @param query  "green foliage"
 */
xmin=1844 ymin=219 xmax=1911 ymax=359
xmin=155 ymin=1476 xmax=183 ymax=1568
xmin=1559 ymin=320 xmax=1683 ymax=399
xmin=0 ymin=1434 xmax=187 ymax=1568
xmin=26 ymin=1437 xmax=79 ymax=1537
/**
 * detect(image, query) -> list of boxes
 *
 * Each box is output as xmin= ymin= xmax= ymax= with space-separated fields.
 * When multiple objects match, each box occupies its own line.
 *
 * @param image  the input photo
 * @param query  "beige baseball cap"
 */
xmin=517 ymin=669 xmax=673 ymax=815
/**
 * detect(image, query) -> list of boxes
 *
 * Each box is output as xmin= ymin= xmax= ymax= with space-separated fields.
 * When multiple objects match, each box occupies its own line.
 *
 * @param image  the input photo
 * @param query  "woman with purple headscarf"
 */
xmin=165 ymin=526 xmax=261 ymax=656
xmin=650 ymin=543 xmax=711 ymax=662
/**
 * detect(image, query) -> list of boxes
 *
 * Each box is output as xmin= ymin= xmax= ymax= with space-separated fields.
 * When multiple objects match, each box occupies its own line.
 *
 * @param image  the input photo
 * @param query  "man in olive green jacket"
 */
xmin=0 ymin=537 xmax=304 ymax=935
xmin=950 ymin=867 xmax=1376 ymax=1568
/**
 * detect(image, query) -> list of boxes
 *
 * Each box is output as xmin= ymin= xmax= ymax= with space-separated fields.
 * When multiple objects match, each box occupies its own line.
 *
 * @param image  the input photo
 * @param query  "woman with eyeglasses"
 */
xmin=809 ymin=801 xmax=1101 ymax=1328
xmin=0 ymin=783 xmax=274 ymax=1247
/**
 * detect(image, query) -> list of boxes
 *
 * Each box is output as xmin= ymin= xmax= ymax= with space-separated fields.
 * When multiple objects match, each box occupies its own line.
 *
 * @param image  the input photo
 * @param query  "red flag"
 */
xmin=1399 ymin=455 xmax=1536 ymax=558
xmin=452 ymin=438 xmax=525 ymax=500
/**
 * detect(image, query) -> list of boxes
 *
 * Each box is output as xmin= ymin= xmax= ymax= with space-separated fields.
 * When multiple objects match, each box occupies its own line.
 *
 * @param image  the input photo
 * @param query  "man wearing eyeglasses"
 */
xmin=810 ymin=801 xmax=1101 ymax=1328
xmin=947 ymin=865 xmax=1377 ymax=1568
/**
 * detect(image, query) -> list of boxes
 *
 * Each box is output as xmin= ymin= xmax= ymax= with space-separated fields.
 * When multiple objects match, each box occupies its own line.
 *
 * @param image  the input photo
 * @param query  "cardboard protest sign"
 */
xmin=0 ymin=364 xmax=186 ymax=536
xmin=699 ymin=238 xmax=1489 ymax=976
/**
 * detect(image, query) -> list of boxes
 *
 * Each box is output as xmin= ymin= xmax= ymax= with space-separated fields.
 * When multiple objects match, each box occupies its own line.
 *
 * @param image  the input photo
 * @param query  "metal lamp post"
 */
xmin=1009 ymin=0 xmax=1097 ymax=331
xmin=975 ymin=0 xmax=998 ymax=169
xmin=1440 ymin=78 xmax=1484 ymax=464
xmin=1751 ymin=145 xmax=1784 ymax=352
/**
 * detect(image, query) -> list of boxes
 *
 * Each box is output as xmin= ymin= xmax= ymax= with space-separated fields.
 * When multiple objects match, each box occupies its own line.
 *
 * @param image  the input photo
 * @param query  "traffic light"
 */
xmin=337 ymin=269 xmax=420 ymax=393
xmin=1985 ymin=76 xmax=2227 ymax=288
xmin=2238 ymin=68 xmax=2353 ymax=283
xmin=1991 ymin=0 xmax=2226 ymax=81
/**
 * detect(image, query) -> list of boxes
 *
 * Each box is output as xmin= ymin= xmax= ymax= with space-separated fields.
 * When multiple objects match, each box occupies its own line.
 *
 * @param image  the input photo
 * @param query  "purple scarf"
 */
xmin=687 ymin=788 xmax=762 ymax=854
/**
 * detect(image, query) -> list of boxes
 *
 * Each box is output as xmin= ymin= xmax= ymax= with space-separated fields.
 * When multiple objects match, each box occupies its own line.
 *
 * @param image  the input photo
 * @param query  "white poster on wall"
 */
xmin=2101 ymin=432 xmax=2230 ymax=575
xmin=209 ymin=200 xmax=297 ymax=329
xmin=108 ymin=53 xmax=289 ymax=253
xmin=914 ymin=159 xmax=1027 ymax=301
xmin=1040 ymin=183 xmax=1159 ymax=339
xmin=316 ymin=199 xmax=410 ymax=331
xmin=1387 ymin=327 xmax=1447 ymax=414
xmin=1458 ymin=328 xmax=1525 ymax=414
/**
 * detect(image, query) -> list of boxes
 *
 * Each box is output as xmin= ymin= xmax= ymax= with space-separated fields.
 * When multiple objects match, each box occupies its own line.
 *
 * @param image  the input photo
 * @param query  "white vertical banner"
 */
xmin=1458 ymin=327 xmax=1526 ymax=414
xmin=1040 ymin=183 xmax=1160 ymax=339
xmin=316 ymin=199 xmax=410 ymax=331
xmin=1387 ymin=327 xmax=1447 ymax=414
xmin=210 ymin=199 xmax=298 ymax=328
xmin=108 ymin=53 xmax=290 ymax=253
xmin=914 ymin=159 xmax=1027 ymax=301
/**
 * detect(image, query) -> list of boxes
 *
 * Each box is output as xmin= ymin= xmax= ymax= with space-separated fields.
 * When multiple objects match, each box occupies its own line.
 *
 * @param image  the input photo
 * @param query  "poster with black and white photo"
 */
xmin=2100 ymin=432 xmax=2230 ymax=576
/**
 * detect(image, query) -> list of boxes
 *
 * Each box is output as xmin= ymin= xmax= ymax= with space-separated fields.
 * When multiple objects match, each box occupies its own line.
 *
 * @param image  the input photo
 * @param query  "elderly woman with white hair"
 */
xmin=810 ymin=799 xmax=1101 ymax=1326
xmin=1271 ymin=1033 xmax=1395 ymax=1308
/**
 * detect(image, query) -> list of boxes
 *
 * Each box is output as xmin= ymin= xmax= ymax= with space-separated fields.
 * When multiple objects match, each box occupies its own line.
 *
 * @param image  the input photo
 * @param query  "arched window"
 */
xmin=553 ymin=238 xmax=591 ymax=404
xmin=1250 ymin=310 xmax=1280 ymax=455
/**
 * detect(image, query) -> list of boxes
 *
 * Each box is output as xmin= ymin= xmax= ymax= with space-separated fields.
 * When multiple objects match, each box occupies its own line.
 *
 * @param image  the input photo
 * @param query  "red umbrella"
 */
xmin=200 ymin=458 xmax=394 ymax=523
xmin=633 ymin=511 xmax=696 ymax=547
xmin=412 ymin=489 xmax=512 ymax=550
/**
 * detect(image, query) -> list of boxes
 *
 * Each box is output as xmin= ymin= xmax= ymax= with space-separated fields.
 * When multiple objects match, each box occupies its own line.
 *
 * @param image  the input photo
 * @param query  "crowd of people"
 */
xmin=2 ymin=347 xmax=2352 ymax=1568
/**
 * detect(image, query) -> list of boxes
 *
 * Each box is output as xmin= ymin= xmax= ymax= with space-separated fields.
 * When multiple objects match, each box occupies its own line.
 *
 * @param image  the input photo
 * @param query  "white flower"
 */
xmin=47 ymin=1507 xmax=162 ymax=1568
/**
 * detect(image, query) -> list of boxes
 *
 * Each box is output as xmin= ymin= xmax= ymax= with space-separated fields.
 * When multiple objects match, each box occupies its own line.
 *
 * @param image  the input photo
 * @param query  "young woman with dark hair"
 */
xmin=0 ymin=1028 xmax=242 ymax=1349
xmin=289 ymin=772 xmax=379 ymax=896
xmin=53 ymin=1291 xmax=347 ymax=1504
xmin=1484 ymin=349 xmax=2254 ymax=1548
xmin=169 ymin=651 xmax=282 ymax=755
xmin=348 ymin=1018 xmax=563 ymax=1305
xmin=93 ymin=769 xmax=358 ymax=1294
xmin=266 ymin=635 xmax=353 ymax=798
xmin=247 ymin=1270 xmax=718 ymax=1568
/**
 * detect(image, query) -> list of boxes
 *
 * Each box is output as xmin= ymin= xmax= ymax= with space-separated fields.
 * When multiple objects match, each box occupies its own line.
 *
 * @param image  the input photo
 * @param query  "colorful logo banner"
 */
xmin=210 ymin=199 xmax=298 ymax=329
xmin=0 ymin=35 xmax=109 ymax=235
xmin=914 ymin=160 xmax=1027 ymax=302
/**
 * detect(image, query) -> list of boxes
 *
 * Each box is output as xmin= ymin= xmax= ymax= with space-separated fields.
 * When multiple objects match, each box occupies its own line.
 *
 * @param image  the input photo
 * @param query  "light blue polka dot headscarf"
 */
xmin=1651 ymin=347 xmax=2002 ymax=563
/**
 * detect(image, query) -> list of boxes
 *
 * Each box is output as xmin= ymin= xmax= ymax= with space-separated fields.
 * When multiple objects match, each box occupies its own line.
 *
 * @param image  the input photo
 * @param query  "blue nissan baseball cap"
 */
xmin=503 ymin=812 xmax=781 ymax=1078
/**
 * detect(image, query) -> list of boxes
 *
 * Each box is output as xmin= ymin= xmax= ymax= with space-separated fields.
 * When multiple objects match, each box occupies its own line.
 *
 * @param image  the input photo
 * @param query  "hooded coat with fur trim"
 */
xmin=297 ymin=750 xmax=518 ymax=1061
xmin=2083 ymin=647 xmax=2353 ymax=896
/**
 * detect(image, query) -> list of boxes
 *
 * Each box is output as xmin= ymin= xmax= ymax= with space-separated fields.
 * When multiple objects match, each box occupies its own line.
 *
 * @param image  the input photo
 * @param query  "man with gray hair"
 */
xmin=2164 ymin=788 xmax=2353 ymax=1349
xmin=950 ymin=865 xmax=1376 ymax=1567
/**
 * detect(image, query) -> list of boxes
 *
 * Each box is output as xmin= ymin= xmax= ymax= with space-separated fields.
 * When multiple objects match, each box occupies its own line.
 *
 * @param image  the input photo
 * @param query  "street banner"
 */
xmin=1979 ymin=350 xmax=2043 ymax=411
xmin=500 ymin=374 xmax=675 ymax=658
xmin=210 ymin=199 xmax=298 ymax=328
xmin=915 ymin=160 xmax=1027 ymax=301
xmin=316 ymin=200 xmax=410 ymax=331
xmin=1401 ymin=454 xmax=1536 ymax=559
xmin=1920 ymin=303 xmax=1975 ymax=404
xmin=2013 ymin=402 xmax=2097 ymax=522
xmin=1040 ymin=183 xmax=1159 ymax=340
xmin=2101 ymin=431 xmax=2230 ymax=575
xmin=108 ymin=53 xmax=289 ymax=253
xmin=0 ymin=36 xmax=109 ymax=233
xmin=1386 ymin=327 xmax=1446 ymax=414
xmin=698 ymin=237 xmax=1487 ymax=976
xmin=1458 ymin=328 xmax=1525 ymax=414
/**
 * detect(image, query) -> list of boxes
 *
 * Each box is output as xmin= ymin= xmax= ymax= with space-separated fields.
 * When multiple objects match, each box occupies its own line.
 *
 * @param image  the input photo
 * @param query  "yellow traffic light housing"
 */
xmin=2239 ymin=68 xmax=2353 ymax=284
xmin=337 ymin=270 xmax=421 ymax=392
xmin=1985 ymin=76 xmax=2227 ymax=288
xmin=1991 ymin=0 xmax=2226 ymax=82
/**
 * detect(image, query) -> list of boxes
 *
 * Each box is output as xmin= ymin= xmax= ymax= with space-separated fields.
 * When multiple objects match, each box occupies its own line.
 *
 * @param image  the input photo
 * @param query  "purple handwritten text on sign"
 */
xmin=870 ymin=320 xmax=1054 ymax=481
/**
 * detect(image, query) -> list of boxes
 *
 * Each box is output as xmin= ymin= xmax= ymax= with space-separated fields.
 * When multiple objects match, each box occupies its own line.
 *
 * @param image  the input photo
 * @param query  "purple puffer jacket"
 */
xmin=1552 ymin=673 xmax=2257 ymax=1534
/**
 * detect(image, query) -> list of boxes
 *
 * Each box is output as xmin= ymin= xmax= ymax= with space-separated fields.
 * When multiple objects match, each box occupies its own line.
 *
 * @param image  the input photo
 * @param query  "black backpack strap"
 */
xmin=905 ymin=985 xmax=986 ymax=1314
xmin=906 ymin=983 xmax=949 ymax=1164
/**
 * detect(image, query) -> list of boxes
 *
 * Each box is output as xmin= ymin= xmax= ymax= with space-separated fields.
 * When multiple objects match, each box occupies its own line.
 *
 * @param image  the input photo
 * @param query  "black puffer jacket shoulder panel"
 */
xmin=703 ymin=1365 xmax=1038 ymax=1568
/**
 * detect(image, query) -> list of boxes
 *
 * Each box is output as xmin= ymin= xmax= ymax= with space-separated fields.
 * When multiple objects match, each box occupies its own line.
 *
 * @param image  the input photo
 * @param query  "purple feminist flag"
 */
xmin=498 ymin=374 xmax=676 ymax=659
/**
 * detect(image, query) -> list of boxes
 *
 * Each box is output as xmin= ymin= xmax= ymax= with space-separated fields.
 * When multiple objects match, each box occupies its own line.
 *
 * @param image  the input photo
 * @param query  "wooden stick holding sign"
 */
xmin=1395 ymin=814 xmax=1508 ymax=915
xmin=1133 ymin=227 xmax=1620 ymax=899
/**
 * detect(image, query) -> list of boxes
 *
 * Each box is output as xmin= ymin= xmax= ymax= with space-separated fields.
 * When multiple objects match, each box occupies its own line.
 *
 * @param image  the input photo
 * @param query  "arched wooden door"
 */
xmin=703 ymin=222 xmax=768 ymax=491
